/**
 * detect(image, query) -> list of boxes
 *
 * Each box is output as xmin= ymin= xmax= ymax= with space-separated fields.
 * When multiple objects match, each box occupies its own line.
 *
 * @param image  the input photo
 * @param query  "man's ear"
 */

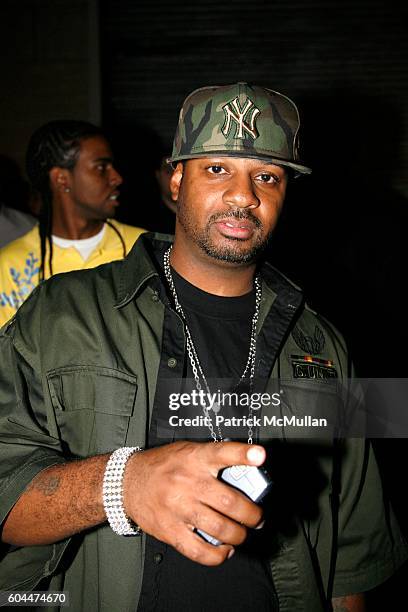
xmin=169 ymin=162 xmax=184 ymax=202
xmin=49 ymin=167 xmax=70 ymax=193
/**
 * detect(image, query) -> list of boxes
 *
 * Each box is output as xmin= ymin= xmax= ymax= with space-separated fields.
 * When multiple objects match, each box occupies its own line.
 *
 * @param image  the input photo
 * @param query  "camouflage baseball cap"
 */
xmin=169 ymin=82 xmax=311 ymax=175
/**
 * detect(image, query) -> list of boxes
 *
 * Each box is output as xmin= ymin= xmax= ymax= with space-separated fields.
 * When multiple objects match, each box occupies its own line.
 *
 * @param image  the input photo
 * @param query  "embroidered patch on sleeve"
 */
xmin=291 ymin=325 xmax=325 ymax=355
xmin=291 ymin=355 xmax=338 ymax=379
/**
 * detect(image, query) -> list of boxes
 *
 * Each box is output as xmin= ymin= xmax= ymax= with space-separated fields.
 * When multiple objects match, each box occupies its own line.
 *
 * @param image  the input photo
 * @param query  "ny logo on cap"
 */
xmin=222 ymin=96 xmax=260 ymax=140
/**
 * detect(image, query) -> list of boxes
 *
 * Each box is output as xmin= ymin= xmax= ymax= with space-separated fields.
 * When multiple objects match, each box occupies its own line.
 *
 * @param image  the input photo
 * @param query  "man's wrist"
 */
xmin=102 ymin=446 xmax=143 ymax=536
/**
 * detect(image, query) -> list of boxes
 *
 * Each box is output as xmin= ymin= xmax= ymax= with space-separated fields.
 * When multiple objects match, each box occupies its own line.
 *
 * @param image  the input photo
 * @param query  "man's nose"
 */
xmin=224 ymin=174 xmax=259 ymax=209
xmin=109 ymin=167 xmax=123 ymax=187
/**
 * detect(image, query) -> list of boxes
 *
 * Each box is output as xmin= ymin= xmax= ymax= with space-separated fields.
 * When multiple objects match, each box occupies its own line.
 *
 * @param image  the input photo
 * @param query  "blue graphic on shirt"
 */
xmin=0 ymin=252 xmax=40 ymax=311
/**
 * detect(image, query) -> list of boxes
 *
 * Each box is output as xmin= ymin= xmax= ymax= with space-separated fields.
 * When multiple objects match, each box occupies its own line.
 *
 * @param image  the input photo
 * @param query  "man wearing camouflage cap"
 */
xmin=0 ymin=83 xmax=406 ymax=611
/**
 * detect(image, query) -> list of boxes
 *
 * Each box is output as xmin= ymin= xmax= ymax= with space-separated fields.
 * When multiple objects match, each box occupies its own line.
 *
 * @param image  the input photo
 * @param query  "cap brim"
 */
xmin=167 ymin=151 xmax=312 ymax=176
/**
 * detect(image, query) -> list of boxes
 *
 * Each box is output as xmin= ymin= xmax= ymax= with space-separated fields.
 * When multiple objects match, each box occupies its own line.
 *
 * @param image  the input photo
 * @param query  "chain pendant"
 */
xmin=164 ymin=246 xmax=260 ymax=445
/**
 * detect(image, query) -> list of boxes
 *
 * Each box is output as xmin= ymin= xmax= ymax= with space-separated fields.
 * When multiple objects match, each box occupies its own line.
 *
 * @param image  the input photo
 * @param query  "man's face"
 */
xmin=170 ymin=157 xmax=287 ymax=265
xmin=65 ymin=136 xmax=123 ymax=220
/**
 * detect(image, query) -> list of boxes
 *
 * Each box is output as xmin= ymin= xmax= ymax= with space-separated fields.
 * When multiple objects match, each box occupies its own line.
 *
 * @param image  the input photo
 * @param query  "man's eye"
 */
xmin=257 ymin=173 xmax=280 ymax=184
xmin=208 ymin=165 xmax=225 ymax=174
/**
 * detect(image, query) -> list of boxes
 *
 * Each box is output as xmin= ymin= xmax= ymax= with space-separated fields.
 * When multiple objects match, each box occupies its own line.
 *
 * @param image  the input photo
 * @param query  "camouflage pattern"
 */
xmin=169 ymin=82 xmax=312 ymax=175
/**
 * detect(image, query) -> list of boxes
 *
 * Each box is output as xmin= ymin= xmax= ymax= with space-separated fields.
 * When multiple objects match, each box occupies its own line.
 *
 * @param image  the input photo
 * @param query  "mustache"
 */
xmin=208 ymin=209 xmax=262 ymax=228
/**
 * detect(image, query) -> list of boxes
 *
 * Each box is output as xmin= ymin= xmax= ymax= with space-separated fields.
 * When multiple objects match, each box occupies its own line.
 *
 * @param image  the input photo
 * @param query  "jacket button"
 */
xmin=151 ymin=293 xmax=159 ymax=302
xmin=167 ymin=357 xmax=177 ymax=368
xmin=153 ymin=553 xmax=163 ymax=564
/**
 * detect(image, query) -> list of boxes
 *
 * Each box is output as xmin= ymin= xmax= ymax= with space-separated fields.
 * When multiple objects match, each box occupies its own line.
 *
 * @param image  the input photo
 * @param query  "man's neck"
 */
xmin=52 ymin=209 xmax=106 ymax=240
xmin=52 ymin=220 xmax=106 ymax=240
xmin=169 ymin=245 xmax=256 ymax=297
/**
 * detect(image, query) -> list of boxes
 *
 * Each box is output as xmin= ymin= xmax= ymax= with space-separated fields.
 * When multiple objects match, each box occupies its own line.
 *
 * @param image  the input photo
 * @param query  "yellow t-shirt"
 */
xmin=0 ymin=220 xmax=145 ymax=326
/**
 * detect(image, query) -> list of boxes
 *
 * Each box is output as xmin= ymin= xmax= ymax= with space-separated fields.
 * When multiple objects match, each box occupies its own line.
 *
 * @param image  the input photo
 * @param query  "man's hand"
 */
xmin=124 ymin=441 xmax=266 ymax=566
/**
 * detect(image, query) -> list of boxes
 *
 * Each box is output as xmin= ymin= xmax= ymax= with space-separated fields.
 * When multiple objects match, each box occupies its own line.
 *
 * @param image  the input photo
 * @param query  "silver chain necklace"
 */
xmin=163 ymin=246 xmax=261 ymax=444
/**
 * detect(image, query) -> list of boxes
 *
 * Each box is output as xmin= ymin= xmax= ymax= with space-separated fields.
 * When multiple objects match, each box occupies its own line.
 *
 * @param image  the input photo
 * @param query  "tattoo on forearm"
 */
xmin=27 ymin=474 xmax=61 ymax=496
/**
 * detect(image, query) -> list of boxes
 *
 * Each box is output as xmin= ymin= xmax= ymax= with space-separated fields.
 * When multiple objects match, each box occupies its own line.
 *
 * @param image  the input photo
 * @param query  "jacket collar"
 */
xmin=114 ymin=232 xmax=173 ymax=308
xmin=114 ymin=231 xmax=303 ymax=311
xmin=258 ymin=259 xmax=304 ymax=313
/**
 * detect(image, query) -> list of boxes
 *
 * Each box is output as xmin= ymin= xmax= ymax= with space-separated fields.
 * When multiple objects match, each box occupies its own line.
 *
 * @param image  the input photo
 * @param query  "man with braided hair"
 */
xmin=0 ymin=120 xmax=145 ymax=326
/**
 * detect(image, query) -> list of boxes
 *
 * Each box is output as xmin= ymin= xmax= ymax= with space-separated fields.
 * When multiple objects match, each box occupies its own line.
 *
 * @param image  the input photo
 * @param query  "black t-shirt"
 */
xmin=170 ymin=268 xmax=258 ymax=441
xmin=137 ymin=269 xmax=278 ymax=612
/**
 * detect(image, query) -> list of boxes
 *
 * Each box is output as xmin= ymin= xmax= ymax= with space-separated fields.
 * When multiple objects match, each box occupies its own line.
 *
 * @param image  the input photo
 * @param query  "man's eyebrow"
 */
xmin=93 ymin=156 xmax=114 ymax=163
xmin=259 ymin=160 xmax=284 ymax=169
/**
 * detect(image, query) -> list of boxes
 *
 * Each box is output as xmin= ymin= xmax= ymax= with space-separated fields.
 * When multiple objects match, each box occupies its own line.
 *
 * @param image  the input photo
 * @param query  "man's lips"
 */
xmin=107 ymin=191 xmax=120 ymax=205
xmin=214 ymin=218 xmax=256 ymax=239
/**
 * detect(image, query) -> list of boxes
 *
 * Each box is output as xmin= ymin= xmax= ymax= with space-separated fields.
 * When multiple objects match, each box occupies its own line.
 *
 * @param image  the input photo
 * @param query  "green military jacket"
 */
xmin=0 ymin=233 xmax=406 ymax=611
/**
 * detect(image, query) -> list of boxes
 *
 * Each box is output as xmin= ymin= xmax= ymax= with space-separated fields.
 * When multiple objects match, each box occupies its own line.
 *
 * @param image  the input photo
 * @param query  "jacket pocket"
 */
xmin=260 ymin=378 xmax=344 ymax=442
xmin=279 ymin=378 xmax=343 ymax=439
xmin=46 ymin=365 xmax=137 ymax=456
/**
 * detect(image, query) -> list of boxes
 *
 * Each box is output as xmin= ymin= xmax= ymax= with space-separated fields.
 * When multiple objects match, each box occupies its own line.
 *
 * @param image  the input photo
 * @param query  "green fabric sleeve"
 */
xmin=332 ymin=438 xmax=408 ymax=597
xmin=0 ymin=323 xmax=70 ymax=590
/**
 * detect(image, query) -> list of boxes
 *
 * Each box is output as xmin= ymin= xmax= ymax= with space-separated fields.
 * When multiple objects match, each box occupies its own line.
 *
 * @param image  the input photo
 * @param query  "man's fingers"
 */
xmin=206 ymin=441 xmax=266 ymax=472
xmin=202 ymin=480 xmax=263 ymax=528
xmin=172 ymin=524 xmax=235 ymax=566
xmin=186 ymin=503 xmax=248 ymax=546
xmin=179 ymin=479 xmax=263 ymax=531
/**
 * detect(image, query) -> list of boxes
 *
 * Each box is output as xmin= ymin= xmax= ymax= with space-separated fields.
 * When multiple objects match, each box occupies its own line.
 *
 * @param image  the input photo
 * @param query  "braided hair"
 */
xmin=25 ymin=120 xmax=105 ymax=281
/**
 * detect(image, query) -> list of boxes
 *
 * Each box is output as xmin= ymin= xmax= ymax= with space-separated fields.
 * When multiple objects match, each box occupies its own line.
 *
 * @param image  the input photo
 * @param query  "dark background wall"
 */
xmin=100 ymin=0 xmax=408 ymax=194
xmin=0 ymin=0 xmax=101 ymax=171
xmin=99 ymin=0 xmax=408 ymax=375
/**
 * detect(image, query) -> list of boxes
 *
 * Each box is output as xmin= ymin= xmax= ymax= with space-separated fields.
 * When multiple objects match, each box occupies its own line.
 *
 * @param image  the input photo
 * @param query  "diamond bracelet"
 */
xmin=102 ymin=446 xmax=143 ymax=536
